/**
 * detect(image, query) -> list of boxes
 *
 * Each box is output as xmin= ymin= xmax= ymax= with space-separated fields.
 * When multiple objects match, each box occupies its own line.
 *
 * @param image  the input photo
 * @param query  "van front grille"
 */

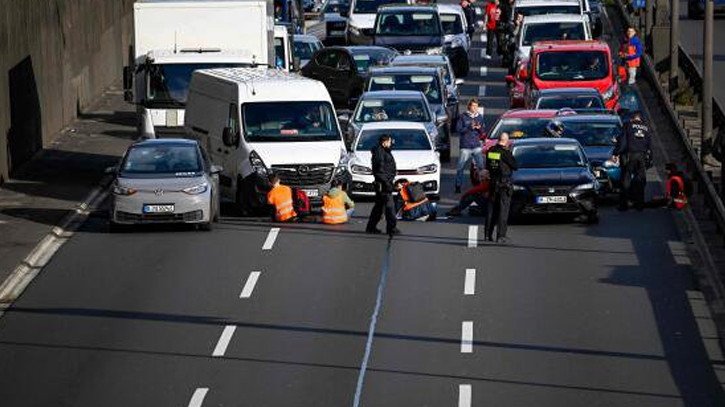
xmin=271 ymin=164 xmax=334 ymax=186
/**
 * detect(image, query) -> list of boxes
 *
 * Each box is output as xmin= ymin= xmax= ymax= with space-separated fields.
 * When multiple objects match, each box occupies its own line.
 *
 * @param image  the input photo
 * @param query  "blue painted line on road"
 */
xmin=352 ymin=238 xmax=392 ymax=407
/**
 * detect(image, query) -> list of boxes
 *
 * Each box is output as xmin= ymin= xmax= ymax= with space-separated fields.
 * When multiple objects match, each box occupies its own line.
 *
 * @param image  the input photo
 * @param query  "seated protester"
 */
xmin=395 ymin=179 xmax=437 ymax=221
xmin=646 ymin=163 xmax=691 ymax=209
xmin=322 ymin=179 xmax=355 ymax=224
xmin=446 ymin=177 xmax=490 ymax=217
xmin=267 ymin=174 xmax=297 ymax=222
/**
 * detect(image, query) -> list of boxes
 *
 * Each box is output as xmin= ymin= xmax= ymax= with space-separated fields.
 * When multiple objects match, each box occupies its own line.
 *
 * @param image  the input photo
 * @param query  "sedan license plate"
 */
xmin=303 ymin=189 xmax=319 ymax=198
xmin=143 ymin=204 xmax=175 ymax=214
xmin=536 ymin=196 xmax=567 ymax=204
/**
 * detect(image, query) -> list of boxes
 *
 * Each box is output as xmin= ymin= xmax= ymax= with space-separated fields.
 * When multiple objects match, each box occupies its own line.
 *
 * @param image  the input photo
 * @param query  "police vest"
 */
xmin=487 ymin=150 xmax=502 ymax=174
xmin=322 ymin=194 xmax=348 ymax=224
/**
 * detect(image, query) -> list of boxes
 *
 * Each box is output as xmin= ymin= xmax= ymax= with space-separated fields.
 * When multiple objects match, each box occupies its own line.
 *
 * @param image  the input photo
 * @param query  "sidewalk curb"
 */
xmin=0 ymin=177 xmax=111 ymax=320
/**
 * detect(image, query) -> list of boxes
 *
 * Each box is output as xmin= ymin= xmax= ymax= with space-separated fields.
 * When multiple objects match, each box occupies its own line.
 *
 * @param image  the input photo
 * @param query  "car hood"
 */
xmin=350 ymin=14 xmax=376 ymax=29
xmin=582 ymin=145 xmax=615 ymax=165
xmin=252 ymin=141 xmax=345 ymax=166
xmin=534 ymin=75 xmax=613 ymax=94
xmin=373 ymin=35 xmax=443 ymax=51
xmin=513 ymin=166 xmax=594 ymax=185
xmin=117 ymin=175 xmax=208 ymax=191
xmin=352 ymin=149 xmax=438 ymax=170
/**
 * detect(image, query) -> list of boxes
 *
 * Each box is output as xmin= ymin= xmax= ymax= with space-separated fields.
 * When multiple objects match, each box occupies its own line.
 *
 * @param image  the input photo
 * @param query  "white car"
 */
xmin=436 ymin=4 xmax=470 ymax=77
xmin=514 ymin=13 xmax=592 ymax=69
xmin=348 ymin=122 xmax=440 ymax=197
xmin=512 ymin=0 xmax=584 ymax=18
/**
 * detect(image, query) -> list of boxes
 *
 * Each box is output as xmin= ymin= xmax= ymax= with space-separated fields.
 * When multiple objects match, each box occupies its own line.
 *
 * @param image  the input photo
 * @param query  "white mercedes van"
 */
xmin=184 ymin=68 xmax=348 ymax=213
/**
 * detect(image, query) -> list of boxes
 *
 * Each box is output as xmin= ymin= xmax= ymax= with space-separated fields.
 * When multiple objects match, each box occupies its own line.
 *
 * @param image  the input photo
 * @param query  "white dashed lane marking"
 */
xmin=187 ymin=388 xmax=209 ymax=407
xmin=467 ymin=226 xmax=478 ymax=248
xmin=458 ymin=384 xmax=472 ymax=407
xmin=668 ymin=241 xmax=692 ymax=265
xmin=461 ymin=321 xmax=474 ymax=353
xmin=464 ymin=269 xmax=476 ymax=295
xmin=212 ymin=325 xmax=237 ymax=357
xmin=479 ymin=66 xmax=488 ymax=76
xmin=262 ymin=228 xmax=280 ymax=250
xmin=240 ymin=271 xmax=261 ymax=298
xmin=478 ymin=85 xmax=487 ymax=97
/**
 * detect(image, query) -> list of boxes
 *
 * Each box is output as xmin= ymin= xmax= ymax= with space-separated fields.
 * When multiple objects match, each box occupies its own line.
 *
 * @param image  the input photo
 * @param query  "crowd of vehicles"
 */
xmin=111 ymin=0 xmax=633 ymax=229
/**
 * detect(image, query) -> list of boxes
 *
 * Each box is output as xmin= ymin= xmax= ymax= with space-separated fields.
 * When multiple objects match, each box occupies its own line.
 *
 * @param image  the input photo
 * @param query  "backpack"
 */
xmin=292 ymin=188 xmax=310 ymax=217
xmin=404 ymin=182 xmax=427 ymax=203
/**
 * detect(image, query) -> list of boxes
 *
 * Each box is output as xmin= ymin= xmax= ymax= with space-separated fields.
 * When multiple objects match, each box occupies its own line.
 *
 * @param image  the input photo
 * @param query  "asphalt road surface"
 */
xmin=0 ymin=3 xmax=724 ymax=407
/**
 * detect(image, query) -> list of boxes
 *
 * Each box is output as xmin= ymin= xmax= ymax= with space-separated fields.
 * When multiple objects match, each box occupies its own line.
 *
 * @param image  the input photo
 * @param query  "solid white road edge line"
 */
xmin=478 ymin=85 xmax=487 ymax=97
xmin=212 ymin=325 xmax=237 ymax=357
xmin=464 ymin=269 xmax=476 ymax=296
xmin=187 ymin=388 xmax=209 ymax=407
xmin=461 ymin=321 xmax=474 ymax=353
xmin=262 ymin=228 xmax=280 ymax=250
xmin=240 ymin=271 xmax=261 ymax=298
xmin=458 ymin=384 xmax=472 ymax=407
xmin=467 ymin=226 xmax=478 ymax=248
xmin=0 ymin=185 xmax=107 ymax=318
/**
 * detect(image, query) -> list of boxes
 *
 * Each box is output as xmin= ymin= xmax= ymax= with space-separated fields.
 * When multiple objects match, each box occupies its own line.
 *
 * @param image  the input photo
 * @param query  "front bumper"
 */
xmin=350 ymin=173 xmax=439 ymax=196
xmin=512 ymin=188 xmax=598 ymax=216
xmin=111 ymin=190 xmax=211 ymax=225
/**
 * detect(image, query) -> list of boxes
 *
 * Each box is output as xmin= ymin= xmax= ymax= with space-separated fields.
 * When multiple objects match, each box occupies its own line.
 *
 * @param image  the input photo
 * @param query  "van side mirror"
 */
xmin=222 ymin=127 xmax=240 ymax=148
xmin=123 ymin=66 xmax=133 ymax=102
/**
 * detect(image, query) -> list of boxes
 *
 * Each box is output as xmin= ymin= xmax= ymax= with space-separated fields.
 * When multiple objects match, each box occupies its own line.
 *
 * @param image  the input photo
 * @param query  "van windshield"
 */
xmin=243 ymin=102 xmax=341 ymax=142
xmin=536 ymin=50 xmax=609 ymax=81
xmin=147 ymin=63 xmax=246 ymax=107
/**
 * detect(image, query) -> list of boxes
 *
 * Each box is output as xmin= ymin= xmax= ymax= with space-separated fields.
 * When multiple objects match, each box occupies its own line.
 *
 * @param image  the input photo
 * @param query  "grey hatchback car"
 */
xmin=109 ymin=139 xmax=221 ymax=231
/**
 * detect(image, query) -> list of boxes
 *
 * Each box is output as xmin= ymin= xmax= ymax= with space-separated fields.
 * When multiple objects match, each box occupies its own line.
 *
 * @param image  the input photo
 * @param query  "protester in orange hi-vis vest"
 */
xmin=322 ymin=179 xmax=355 ymax=224
xmin=620 ymin=26 xmax=642 ymax=86
xmin=665 ymin=163 xmax=689 ymax=210
xmin=267 ymin=174 xmax=297 ymax=222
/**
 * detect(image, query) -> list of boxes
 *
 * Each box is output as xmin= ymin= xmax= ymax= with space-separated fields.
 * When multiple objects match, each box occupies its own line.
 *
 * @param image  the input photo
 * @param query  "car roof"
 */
xmin=378 ymin=4 xmax=438 ymax=12
xmin=369 ymin=66 xmax=440 ymax=75
xmin=522 ymin=13 xmax=588 ymax=23
xmin=501 ymin=109 xmax=562 ymax=119
xmin=360 ymin=121 xmax=427 ymax=131
xmin=133 ymin=138 xmax=198 ymax=147
xmin=343 ymin=45 xmax=397 ymax=54
xmin=538 ymin=88 xmax=602 ymax=96
xmin=515 ymin=0 xmax=581 ymax=6
xmin=391 ymin=54 xmax=449 ymax=65
xmin=361 ymin=90 xmax=426 ymax=99
xmin=532 ymin=40 xmax=610 ymax=52
xmin=557 ymin=114 xmax=621 ymax=123
xmin=512 ymin=137 xmax=582 ymax=146
xmin=437 ymin=4 xmax=464 ymax=14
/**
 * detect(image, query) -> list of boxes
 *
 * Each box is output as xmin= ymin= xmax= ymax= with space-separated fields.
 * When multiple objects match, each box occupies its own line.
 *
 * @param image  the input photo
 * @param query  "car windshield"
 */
xmin=147 ymin=63 xmax=246 ymax=106
xmin=489 ymin=117 xmax=552 ymax=140
xmin=243 ymin=102 xmax=340 ymax=142
xmin=356 ymin=129 xmax=431 ymax=151
xmin=375 ymin=11 xmax=441 ymax=36
xmin=536 ymin=50 xmax=609 ymax=81
xmin=353 ymin=0 xmax=397 ymax=13
xmin=121 ymin=144 xmax=202 ymax=176
xmin=440 ymin=13 xmax=464 ymax=35
xmin=351 ymin=49 xmax=397 ymax=71
xmin=513 ymin=143 xmax=587 ymax=168
xmin=515 ymin=5 xmax=582 ymax=16
xmin=537 ymin=95 xmax=604 ymax=110
xmin=561 ymin=121 xmax=621 ymax=146
xmin=369 ymin=74 xmax=442 ymax=103
xmin=295 ymin=40 xmax=321 ymax=60
xmin=522 ymin=22 xmax=586 ymax=46
xmin=354 ymin=98 xmax=431 ymax=123
xmin=323 ymin=0 xmax=349 ymax=13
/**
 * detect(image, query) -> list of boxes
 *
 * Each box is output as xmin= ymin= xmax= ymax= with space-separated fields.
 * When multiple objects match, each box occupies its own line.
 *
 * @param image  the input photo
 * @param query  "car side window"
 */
xmin=316 ymin=50 xmax=342 ymax=69
xmin=228 ymin=103 xmax=240 ymax=136
xmin=338 ymin=53 xmax=352 ymax=71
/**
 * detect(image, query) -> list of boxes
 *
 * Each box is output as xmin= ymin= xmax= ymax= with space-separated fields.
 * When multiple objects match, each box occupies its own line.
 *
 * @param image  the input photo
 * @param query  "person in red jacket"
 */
xmin=484 ymin=0 xmax=500 ymax=59
xmin=446 ymin=178 xmax=490 ymax=217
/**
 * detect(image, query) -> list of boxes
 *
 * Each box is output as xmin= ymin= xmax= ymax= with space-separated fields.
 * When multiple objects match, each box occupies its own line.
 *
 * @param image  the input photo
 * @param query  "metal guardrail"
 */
xmin=677 ymin=46 xmax=725 ymax=144
xmin=612 ymin=0 xmax=725 ymax=247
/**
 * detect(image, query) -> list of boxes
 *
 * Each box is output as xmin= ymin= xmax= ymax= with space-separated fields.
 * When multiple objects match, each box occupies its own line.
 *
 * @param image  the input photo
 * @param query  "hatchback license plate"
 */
xmin=143 ymin=204 xmax=175 ymax=213
xmin=303 ymin=189 xmax=319 ymax=198
xmin=536 ymin=196 xmax=567 ymax=204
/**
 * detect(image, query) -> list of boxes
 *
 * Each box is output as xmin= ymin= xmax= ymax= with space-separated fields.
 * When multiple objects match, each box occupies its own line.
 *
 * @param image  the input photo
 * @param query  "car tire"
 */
xmin=198 ymin=221 xmax=213 ymax=231
xmin=108 ymin=221 xmax=126 ymax=233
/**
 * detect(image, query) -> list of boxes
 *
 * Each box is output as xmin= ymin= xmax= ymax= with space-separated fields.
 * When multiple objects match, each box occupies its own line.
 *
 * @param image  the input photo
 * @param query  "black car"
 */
xmin=510 ymin=138 xmax=599 ymax=223
xmin=372 ymin=5 xmax=445 ymax=55
xmin=301 ymin=46 xmax=398 ymax=109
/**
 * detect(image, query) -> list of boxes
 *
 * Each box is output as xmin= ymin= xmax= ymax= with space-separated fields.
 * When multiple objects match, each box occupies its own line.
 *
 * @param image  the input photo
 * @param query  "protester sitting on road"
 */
xmin=322 ymin=179 xmax=355 ymax=224
xmin=267 ymin=174 xmax=297 ymax=222
xmin=446 ymin=176 xmax=490 ymax=217
xmin=395 ymin=179 xmax=437 ymax=221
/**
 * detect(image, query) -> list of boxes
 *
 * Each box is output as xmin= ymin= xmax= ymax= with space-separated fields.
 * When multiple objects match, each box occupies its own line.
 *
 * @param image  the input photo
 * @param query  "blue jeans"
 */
xmin=455 ymin=147 xmax=484 ymax=188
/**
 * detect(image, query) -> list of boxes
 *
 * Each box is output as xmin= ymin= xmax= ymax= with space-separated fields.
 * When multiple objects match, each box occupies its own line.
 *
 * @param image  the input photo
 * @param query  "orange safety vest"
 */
xmin=267 ymin=185 xmax=297 ymax=222
xmin=322 ymin=194 xmax=348 ymax=224
xmin=666 ymin=175 xmax=688 ymax=210
xmin=399 ymin=183 xmax=428 ymax=212
xmin=626 ymin=43 xmax=640 ymax=68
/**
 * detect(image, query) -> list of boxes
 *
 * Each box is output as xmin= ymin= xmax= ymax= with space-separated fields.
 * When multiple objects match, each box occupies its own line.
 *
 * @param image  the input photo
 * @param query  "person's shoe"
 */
xmin=496 ymin=237 xmax=510 ymax=245
xmin=387 ymin=228 xmax=401 ymax=236
xmin=455 ymin=186 xmax=461 ymax=194
xmin=366 ymin=228 xmax=382 ymax=234
xmin=446 ymin=207 xmax=462 ymax=217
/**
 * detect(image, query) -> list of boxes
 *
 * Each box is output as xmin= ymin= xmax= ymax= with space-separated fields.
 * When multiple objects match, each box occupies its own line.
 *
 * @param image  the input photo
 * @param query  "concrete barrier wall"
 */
xmin=0 ymin=0 xmax=135 ymax=183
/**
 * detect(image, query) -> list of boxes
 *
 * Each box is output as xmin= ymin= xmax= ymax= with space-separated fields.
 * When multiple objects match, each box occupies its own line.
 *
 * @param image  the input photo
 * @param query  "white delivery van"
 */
xmin=123 ymin=0 xmax=281 ymax=139
xmin=184 ymin=68 xmax=348 ymax=213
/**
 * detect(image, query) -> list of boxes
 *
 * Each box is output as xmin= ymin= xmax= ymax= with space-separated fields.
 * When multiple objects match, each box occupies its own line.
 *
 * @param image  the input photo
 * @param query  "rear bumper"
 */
xmin=111 ymin=193 xmax=211 ymax=225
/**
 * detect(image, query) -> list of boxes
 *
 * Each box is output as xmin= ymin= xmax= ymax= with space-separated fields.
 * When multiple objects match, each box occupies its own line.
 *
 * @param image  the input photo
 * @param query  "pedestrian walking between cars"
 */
xmin=455 ymin=98 xmax=486 ymax=194
xmin=612 ymin=111 xmax=652 ymax=211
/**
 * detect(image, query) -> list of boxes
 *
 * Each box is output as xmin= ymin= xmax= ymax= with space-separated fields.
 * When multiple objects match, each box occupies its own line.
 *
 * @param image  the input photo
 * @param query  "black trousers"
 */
xmin=486 ymin=29 xmax=496 ymax=56
xmin=486 ymin=180 xmax=513 ymax=239
xmin=620 ymin=152 xmax=647 ymax=208
xmin=367 ymin=188 xmax=397 ymax=232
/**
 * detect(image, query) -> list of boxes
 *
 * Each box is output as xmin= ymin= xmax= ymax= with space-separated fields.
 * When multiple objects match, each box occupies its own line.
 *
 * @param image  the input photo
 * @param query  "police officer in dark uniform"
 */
xmin=613 ymin=111 xmax=652 ymax=211
xmin=485 ymin=132 xmax=518 ymax=243
xmin=366 ymin=134 xmax=400 ymax=235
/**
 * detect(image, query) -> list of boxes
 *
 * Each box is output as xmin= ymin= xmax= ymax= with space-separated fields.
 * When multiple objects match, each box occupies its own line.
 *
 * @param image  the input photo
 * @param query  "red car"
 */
xmin=506 ymin=40 xmax=620 ymax=111
xmin=480 ymin=108 xmax=576 ymax=152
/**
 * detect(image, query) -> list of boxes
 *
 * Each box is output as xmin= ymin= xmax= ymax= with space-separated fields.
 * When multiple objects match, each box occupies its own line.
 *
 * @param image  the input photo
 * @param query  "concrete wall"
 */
xmin=0 ymin=0 xmax=135 ymax=183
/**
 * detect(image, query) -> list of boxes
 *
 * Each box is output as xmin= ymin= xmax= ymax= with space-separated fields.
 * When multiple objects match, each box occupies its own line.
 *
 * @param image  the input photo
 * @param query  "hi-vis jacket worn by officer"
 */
xmin=267 ymin=185 xmax=297 ymax=222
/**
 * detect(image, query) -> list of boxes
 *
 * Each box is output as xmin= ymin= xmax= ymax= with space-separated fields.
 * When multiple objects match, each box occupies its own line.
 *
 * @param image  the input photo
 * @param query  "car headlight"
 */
xmin=249 ymin=150 xmax=268 ymax=175
xmin=182 ymin=182 xmax=209 ymax=195
xmin=602 ymin=82 xmax=617 ymax=101
xmin=426 ymin=46 xmax=443 ymax=55
xmin=512 ymin=184 xmax=525 ymax=191
xmin=573 ymin=182 xmax=597 ymax=191
xmin=112 ymin=183 xmax=137 ymax=196
xmin=603 ymin=159 xmax=620 ymax=168
xmin=350 ymin=164 xmax=373 ymax=175
xmin=417 ymin=164 xmax=438 ymax=174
